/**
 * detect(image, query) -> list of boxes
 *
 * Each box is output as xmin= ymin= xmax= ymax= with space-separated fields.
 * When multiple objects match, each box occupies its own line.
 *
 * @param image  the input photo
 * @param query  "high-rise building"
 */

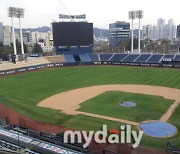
xmin=0 ymin=22 xmax=54 ymax=48
xmin=109 ymin=21 xmax=130 ymax=47
xmin=45 ymin=31 xmax=53 ymax=46
xmin=0 ymin=22 xmax=3 ymax=44
xmin=27 ymin=31 xmax=52 ymax=44
xmin=168 ymin=19 xmax=174 ymax=26
xmin=157 ymin=18 xmax=165 ymax=27
xmin=3 ymin=25 xmax=11 ymax=45
xmin=142 ymin=18 xmax=176 ymax=41
xmin=167 ymin=19 xmax=176 ymax=40
xmin=177 ymin=25 xmax=180 ymax=39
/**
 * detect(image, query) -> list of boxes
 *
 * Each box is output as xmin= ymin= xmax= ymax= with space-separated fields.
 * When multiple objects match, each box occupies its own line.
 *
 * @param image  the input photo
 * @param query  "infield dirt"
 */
xmin=37 ymin=84 xmax=180 ymax=125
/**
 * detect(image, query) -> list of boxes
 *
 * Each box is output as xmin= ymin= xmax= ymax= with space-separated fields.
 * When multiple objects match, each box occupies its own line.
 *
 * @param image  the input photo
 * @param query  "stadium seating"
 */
xmin=88 ymin=54 xmax=99 ymax=61
xmin=110 ymin=54 xmax=128 ymax=62
xmin=64 ymin=54 xmax=76 ymax=63
xmin=45 ymin=55 xmax=64 ymax=63
xmin=0 ymin=53 xmax=180 ymax=75
xmin=163 ymin=55 xmax=175 ymax=59
xmin=25 ymin=149 xmax=40 ymax=154
xmin=53 ymin=132 xmax=88 ymax=152
xmin=135 ymin=54 xmax=152 ymax=62
xmin=174 ymin=55 xmax=180 ymax=61
xmin=147 ymin=54 xmax=164 ymax=63
xmin=166 ymin=141 xmax=180 ymax=153
xmin=0 ymin=119 xmax=8 ymax=128
xmin=122 ymin=54 xmax=140 ymax=62
xmin=99 ymin=54 xmax=113 ymax=61
xmin=79 ymin=54 xmax=91 ymax=62
xmin=0 ymin=140 xmax=21 ymax=152
xmin=0 ymin=127 xmax=83 ymax=154
xmin=0 ymin=57 xmax=50 ymax=71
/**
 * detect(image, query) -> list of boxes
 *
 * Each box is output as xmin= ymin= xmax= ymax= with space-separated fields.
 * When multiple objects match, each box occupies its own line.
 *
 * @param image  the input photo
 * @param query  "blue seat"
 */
xmin=135 ymin=54 xmax=152 ymax=62
xmin=88 ymin=54 xmax=99 ymax=61
xmin=163 ymin=55 xmax=175 ymax=59
xmin=64 ymin=55 xmax=75 ymax=63
xmin=79 ymin=54 xmax=91 ymax=62
xmin=174 ymin=55 xmax=180 ymax=61
xmin=147 ymin=55 xmax=164 ymax=63
xmin=111 ymin=54 xmax=128 ymax=61
xmin=122 ymin=54 xmax=140 ymax=62
xmin=99 ymin=54 xmax=113 ymax=61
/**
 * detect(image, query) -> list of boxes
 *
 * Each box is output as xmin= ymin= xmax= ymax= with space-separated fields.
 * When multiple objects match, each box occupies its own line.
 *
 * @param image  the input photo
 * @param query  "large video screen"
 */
xmin=52 ymin=22 xmax=93 ymax=46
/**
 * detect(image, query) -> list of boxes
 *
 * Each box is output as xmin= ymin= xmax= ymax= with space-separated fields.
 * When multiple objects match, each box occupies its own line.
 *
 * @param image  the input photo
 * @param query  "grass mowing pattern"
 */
xmin=0 ymin=65 xmax=180 ymax=149
xmin=78 ymin=91 xmax=174 ymax=122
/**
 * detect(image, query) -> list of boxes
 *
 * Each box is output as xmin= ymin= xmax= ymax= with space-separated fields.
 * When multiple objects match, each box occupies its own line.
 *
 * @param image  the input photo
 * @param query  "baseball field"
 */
xmin=0 ymin=65 xmax=180 ymax=149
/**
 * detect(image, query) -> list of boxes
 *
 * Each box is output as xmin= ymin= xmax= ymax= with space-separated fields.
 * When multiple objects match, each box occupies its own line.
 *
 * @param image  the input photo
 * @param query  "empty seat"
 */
xmin=135 ymin=54 xmax=152 ymax=62
xmin=122 ymin=54 xmax=140 ymax=62
xmin=99 ymin=54 xmax=113 ymax=61
xmin=174 ymin=55 xmax=180 ymax=61
xmin=64 ymin=55 xmax=75 ymax=63
xmin=147 ymin=55 xmax=164 ymax=63
xmin=79 ymin=54 xmax=91 ymax=62
xmin=88 ymin=54 xmax=99 ymax=61
xmin=163 ymin=55 xmax=175 ymax=59
xmin=111 ymin=54 xmax=128 ymax=61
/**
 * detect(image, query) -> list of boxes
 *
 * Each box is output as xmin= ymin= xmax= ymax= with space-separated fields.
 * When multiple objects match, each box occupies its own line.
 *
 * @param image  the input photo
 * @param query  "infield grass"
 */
xmin=78 ymin=91 xmax=174 ymax=122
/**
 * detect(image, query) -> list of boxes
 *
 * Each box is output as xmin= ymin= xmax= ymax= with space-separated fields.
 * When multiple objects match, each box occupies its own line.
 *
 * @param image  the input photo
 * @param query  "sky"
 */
xmin=0 ymin=0 xmax=180 ymax=29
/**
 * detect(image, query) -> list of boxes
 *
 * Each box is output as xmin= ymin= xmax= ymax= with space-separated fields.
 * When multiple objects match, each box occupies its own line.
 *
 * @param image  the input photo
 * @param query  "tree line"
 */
xmin=0 ymin=40 xmax=43 ymax=60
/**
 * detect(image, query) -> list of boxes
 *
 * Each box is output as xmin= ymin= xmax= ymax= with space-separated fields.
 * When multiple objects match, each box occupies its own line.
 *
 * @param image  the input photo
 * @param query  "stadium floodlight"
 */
xmin=129 ymin=11 xmax=136 ymax=53
xmin=135 ymin=10 xmax=143 ymax=19
xmin=128 ymin=11 xmax=136 ymax=20
xmin=136 ymin=10 xmax=143 ymax=54
xmin=129 ymin=10 xmax=143 ymax=53
xmin=8 ymin=7 xmax=25 ymax=56
xmin=8 ymin=7 xmax=25 ymax=18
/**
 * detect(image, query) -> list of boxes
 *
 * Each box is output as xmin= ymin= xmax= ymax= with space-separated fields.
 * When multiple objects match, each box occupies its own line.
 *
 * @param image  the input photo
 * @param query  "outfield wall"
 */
xmin=0 ymin=103 xmax=68 ymax=134
xmin=1 ymin=60 xmax=180 ymax=77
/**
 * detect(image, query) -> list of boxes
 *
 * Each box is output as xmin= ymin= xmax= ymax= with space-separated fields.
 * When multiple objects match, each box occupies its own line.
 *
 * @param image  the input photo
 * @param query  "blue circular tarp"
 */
xmin=140 ymin=121 xmax=177 ymax=138
xmin=119 ymin=101 xmax=136 ymax=107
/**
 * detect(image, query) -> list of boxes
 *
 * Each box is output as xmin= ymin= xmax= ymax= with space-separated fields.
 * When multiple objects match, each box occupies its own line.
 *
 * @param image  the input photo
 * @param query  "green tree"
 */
xmin=23 ymin=43 xmax=28 ymax=54
xmin=13 ymin=40 xmax=29 ymax=54
xmin=0 ymin=45 xmax=13 ymax=55
xmin=16 ymin=39 xmax=21 ymax=54
xmin=116 ymin=38 xmax=142 ymax=52
xmin=0 ymin=43 xmax=3 ymax=47
xmin=32 ymin=43 xmax=43 ymax=54
xmin=0 ymin=44 xmax=13 ymax=60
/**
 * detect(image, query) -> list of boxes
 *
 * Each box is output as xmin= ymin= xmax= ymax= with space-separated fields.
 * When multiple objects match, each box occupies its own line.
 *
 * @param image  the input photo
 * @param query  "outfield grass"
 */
xmin=78 ymin=91 xmax=174 ymax=122
xmin=0 ymin=65 xmax=180 ymax=149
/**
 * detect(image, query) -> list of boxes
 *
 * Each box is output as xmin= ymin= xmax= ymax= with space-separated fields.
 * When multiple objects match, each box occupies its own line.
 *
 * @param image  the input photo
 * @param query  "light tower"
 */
xmin=17 ymin=8 xmax=25 ymax=55
xmin=128 ymin=11 xmax=136 ymax=53
xmin=8 ymin=7 xmax=17 ymax=56
xmin=8 ymin=7 xmax=25 ymax=57
xmin=129 ymin=10 xmax=143 ymax=53
xmin=136 ymin=10 xmax=143 ymax=53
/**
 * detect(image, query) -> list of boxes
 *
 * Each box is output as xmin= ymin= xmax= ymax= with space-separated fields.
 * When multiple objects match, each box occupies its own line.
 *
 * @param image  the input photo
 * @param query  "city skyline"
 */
xmin=0 ymin=0 xmax=180 ymax=29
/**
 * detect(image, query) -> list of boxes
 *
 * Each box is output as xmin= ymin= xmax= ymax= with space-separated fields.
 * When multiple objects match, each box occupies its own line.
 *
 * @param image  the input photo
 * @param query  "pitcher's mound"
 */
xmin=119 ymin=101 xmax=136 ymax=108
